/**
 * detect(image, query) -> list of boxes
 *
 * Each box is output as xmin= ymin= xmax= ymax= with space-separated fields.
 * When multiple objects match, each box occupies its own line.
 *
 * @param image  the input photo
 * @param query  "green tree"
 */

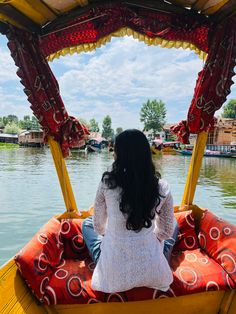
xmin=102 ymin=115 xmax=114 ymax=139
xmin=2 ymin=115 xmax=18 ymax=126
xmin=0 ymin=117 xmax=4 ymax=128
xmin=4 ymin=122 xmax=21 ymax=134
xmin=31 ymin=116 xmax=40 ymax=130
xmin=89 ymin=118 xmax=100 ymax=132
xmin=19 ymin=115 xmax=31 ymax=129
xmin=140 ymin=99 xmax=166 ymax=135
xmin=222 ymin=99 xmax=236 ymax=118
xmin=116 ymin=127 xmax=123 ymax=135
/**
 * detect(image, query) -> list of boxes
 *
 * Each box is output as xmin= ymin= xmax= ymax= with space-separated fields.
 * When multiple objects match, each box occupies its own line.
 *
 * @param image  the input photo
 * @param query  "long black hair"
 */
xmin=102 ymin=129 xmax=162 ymax=232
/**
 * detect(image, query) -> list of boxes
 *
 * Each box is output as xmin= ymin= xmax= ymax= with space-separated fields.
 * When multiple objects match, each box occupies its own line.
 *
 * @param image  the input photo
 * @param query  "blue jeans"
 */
xmin=82 ymin=216 xmax=179 ymax=264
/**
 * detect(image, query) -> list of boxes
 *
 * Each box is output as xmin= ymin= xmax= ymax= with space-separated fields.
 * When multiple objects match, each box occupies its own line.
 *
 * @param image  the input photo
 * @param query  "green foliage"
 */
xmin=1 ymin=115 xmax=18 ymax=126
xmin=0 ymin=117 xmax=4 ymax=128
xmin=19 ymin=115 xmax=40 ymax=130
xmin=222 ymin=99 xmax=236 ymax=119
xmin=116 ymin=127 xmax=123 ymax=135
xmin=0 ymin=142 xmax=19 ymax=150
xmin=102 ymin=115 xmax=114 ymax=139
xmin=140 ymin=99 xmax=166 ymax=135
xmin=4 ymin=122 xmax=21 ymax=134
xmin=89 ymin=118 xmax=100 ymax=132
xmin=1 ymin=115 xmax=41 ymax=131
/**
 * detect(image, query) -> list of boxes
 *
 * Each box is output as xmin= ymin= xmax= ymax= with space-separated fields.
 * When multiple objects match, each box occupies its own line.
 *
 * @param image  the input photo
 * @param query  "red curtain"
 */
xmin=172 ymin=16 xmax=236 ymax=143
xmin=40 ymin=4 xmax=209 ymax=57
xmin=7 ymin=27 xmax=89 ymax=157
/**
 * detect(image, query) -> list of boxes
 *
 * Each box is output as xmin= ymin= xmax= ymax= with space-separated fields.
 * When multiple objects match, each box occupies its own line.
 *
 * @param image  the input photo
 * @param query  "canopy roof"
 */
xmin=0 ymin=0 xmax=235 ymax=61
xmin=0 ymin=0 xmax=234 ymax=30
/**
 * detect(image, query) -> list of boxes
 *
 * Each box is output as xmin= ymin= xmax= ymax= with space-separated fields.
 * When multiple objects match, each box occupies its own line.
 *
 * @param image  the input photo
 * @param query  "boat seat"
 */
xmin=15 ymin=211 xmax=236 ymax=305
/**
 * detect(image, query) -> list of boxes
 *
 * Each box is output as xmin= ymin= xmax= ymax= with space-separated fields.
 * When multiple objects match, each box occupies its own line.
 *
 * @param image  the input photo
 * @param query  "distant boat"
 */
xmin=177 ymin=149 xmax=234 ymax=158
xmin=86 ymin=138 xmax=108 ymax=153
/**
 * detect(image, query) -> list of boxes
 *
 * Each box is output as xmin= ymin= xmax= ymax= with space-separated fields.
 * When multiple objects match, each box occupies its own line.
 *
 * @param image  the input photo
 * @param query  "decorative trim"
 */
xmin=47 ymin=26 xmax=208 ymax=62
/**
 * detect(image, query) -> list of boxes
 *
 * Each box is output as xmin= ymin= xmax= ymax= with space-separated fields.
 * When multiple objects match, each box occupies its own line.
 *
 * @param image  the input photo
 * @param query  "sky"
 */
xmin=0 ymin=34 xmax=235 ymax=130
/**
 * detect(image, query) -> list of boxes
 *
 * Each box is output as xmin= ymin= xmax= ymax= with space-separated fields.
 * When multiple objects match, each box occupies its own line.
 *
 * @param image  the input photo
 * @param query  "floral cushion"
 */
xmin=15 ymin=213 xmax=235 ymax=305
xmin=198 ymin=210 xmax=236 ymax=283
xmin=15 ymin=218 xmax=63 ymax=301
xmin=60 ymin=219 xmax=88 ymax=259
xmin=42 ymin=249 xmax=235 ymax=304
xmin=174 ymin=211 xmax=199 ymax=251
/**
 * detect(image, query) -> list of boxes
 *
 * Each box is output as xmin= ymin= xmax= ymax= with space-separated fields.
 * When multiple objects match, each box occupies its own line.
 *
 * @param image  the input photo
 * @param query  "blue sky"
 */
xmin=0 ymin=34 xmax=235 ymax=129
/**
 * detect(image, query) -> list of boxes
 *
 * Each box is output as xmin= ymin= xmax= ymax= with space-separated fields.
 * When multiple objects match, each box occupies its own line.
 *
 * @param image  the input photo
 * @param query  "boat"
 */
xmin=0 ymin=1 xmax=236 ymax=314
xmin=87 ymin=138 xmax=108 ymax=153
xmin=162 ymin=141 xmax=181 ymax=154
xmin=178 ymin=149 xmax=234 ymax=158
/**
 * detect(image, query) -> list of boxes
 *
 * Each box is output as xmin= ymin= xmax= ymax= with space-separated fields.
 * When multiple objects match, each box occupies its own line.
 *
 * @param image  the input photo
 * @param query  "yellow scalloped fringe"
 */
xmin=47 ymin=27 xmax=208 ymax=62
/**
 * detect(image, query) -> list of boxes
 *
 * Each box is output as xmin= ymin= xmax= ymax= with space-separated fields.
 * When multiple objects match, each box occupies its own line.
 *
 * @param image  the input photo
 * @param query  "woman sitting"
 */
xmin=82 ymin=129 xmax=178 ymax=293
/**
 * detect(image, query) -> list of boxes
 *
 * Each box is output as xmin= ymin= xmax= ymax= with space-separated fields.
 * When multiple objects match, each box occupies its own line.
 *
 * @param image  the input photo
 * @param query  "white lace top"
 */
xmin=91 ymin=179 xmax=174 ymax=293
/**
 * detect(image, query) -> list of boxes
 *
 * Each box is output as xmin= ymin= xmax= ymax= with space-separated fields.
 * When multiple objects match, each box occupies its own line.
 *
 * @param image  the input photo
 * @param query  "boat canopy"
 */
xmin=0 ymin=0 xmax=235 ymax=156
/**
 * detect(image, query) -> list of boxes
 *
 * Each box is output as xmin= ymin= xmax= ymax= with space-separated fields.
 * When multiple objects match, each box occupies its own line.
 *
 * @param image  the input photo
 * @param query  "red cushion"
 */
xmin=174 ymin=211 xmax=199 ymax=251
xmin=198 ymin=210 xmax=236 ymax=283
xmin=60 ymin=219 xmax=88 ymax=259
xmin=42 ymin=249 xmax=235 ymax=304
xmin=15 ymin=218 xmax=63 ymax=301
xmin=16 ymin=215 xmax=235 ymax=305
xmin=168 ymin=249 xmax=235 ymax=296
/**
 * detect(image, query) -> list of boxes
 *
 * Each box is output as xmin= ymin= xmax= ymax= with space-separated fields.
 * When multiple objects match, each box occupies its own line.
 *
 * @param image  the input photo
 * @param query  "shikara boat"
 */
xmin=177 ymin=150 xmax=234 ymax=158
xmin=0 ymin=1 xmax=236 ymax=314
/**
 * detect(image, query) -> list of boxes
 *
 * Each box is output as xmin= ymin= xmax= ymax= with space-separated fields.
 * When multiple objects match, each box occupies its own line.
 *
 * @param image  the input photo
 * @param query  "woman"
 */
xmin=82 ymin=129 xmax=178 ymax=293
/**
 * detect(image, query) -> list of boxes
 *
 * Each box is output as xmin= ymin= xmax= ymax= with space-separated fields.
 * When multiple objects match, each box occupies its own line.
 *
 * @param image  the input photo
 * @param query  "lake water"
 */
xmin=0 ymin=147 xmax=235 ymax=266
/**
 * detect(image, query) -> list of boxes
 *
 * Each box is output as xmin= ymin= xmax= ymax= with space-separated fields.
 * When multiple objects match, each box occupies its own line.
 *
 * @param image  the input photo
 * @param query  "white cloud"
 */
xmin=0 ymin=34 xmax=236 ymax=127
xmin=0 ymin=46 xmax=19 ymax=83
xmin=52 ymin=36 xmax=205 ymax=128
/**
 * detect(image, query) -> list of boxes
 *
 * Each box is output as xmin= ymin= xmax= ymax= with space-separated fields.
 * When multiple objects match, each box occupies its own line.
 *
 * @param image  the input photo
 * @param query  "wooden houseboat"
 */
xmin=18 ymin=130 xmax=44 ymax=147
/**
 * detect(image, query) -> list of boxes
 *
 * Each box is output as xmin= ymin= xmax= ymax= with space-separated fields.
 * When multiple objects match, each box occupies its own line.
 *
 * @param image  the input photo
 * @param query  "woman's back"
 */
xmin=82 ymin=129 xmax=175 ymax=293
xmin=92 ymin=178 xmax=174 ymax=293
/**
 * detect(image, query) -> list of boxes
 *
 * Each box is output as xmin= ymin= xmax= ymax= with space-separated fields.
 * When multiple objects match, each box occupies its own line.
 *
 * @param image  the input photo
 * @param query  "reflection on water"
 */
xmin=0 ymin=148 xmax=235 ymax=265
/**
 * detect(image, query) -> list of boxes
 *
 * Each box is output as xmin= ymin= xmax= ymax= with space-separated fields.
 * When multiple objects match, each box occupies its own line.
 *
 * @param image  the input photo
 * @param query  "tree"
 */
xmin=140 ymin=99 xmax=166 ymax=135
xmin=89 ymin=118 xmax=100 ymax=132
xmin=102 ymin=115 xmax=114 ymax=139
xmin=2 ymin=115 xmax=18 ymax=126
xmin=116 ymin=127 xmax=123 ymax=135
xmin=222 ymin=99 xmax=236 ymax=119
xmin=4 ymin=122 xmax=21 ymax=134
xmin=0 ymin=117 xmax=4 ymax=128
xmin=31 ymin=116 xmax=40 ymax=130
xmin=19 ymin=115 xmax=31 ymax=130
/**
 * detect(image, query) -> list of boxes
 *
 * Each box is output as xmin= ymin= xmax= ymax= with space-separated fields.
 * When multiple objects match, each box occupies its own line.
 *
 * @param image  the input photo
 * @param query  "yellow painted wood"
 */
xmin=0 ymin=259 xmax=46 ymax=314
xmin=48 ymin=136 xmax=78 ymax=213
xmin=47 ymin=291 xmax=226 ymax=314
xmin=228 ymin=290 xmax=236 ymax=314
xmin=219 ymin=290 xmax=236 ymax=314
xmin=0 ymin=12 xmax=26 ymax=29
xmin=181 ymin=131 xmax=208 ymax=206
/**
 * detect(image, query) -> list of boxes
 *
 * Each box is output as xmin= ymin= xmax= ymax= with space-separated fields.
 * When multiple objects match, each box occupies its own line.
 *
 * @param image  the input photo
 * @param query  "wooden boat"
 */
xmin=177 ymin=150 xmax=234 ymax=158
xmin=0 ymin=1 xmax=236 ymax=314
xmin=162 ymin=141 xmax=181 ymax=154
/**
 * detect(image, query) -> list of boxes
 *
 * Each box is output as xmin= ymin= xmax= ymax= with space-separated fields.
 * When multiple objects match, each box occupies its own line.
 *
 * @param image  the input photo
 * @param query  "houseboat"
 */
xmin=18 ymin=130 xmax=44 ymax=147
xmin=0 ymin=133 xmax=18 ymax=144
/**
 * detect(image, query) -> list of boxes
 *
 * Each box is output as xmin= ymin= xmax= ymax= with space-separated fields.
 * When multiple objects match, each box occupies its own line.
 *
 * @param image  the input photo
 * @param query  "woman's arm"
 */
xmin=155 ymin=187 xmax=174 ymax=241
xmin=93 ymin=181 xmax=107 ymax=235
